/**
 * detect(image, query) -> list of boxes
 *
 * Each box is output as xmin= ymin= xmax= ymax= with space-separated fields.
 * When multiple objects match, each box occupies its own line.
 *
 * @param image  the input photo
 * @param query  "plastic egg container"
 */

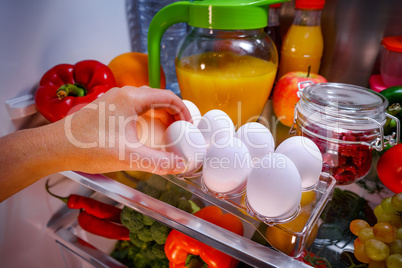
xmin=162 ymin=100 xmax=325 ymax=224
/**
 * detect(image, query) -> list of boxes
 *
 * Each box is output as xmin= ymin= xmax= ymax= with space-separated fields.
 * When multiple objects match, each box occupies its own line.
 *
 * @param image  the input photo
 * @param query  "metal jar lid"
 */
xmin=292 ymin=82 xmax=400 ymax=151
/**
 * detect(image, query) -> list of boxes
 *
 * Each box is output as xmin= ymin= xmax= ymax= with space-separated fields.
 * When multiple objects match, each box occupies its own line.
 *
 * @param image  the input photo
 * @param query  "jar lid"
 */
xmin=381 ymin=36 xmax=402 ymax=53
xmin=295 ymin=0 xmax=325 ymax=10
xmin=299 ymin=83 xmax=388 ymax=129
xmin=301 ymin=82 xmax=387 ymax=112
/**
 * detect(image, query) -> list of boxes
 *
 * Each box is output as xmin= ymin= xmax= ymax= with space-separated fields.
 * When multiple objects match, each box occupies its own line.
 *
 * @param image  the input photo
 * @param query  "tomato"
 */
xmin=377 ymin=144 xmax=402 ymax=194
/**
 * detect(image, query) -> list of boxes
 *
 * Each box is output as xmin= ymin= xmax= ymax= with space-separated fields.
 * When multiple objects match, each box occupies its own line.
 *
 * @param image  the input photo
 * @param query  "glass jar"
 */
xmin=291 ymin=82 xmax=400 ymax=185
xmin=176 ymin=28 xmax=278 ymax=127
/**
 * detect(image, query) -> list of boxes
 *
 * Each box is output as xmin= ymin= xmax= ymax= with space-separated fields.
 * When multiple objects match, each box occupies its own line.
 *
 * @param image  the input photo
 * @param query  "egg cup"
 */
xmin=244 ymin=196 xmax=301 ymax=226
xmin=200 ymin=176 xmax=247 ymax=199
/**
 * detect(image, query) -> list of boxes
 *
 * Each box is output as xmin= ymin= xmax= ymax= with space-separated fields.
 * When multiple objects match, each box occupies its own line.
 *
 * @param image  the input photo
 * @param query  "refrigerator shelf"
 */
xmin=59 ymin=170 xmax=324 ymax=267
xmin=163 ymin=172 xmax=336 ymax=258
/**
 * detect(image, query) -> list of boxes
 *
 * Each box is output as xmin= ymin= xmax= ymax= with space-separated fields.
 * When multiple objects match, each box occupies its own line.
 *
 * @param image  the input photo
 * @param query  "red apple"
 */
xmin=272 ymin=71 xmax=327 ymax=127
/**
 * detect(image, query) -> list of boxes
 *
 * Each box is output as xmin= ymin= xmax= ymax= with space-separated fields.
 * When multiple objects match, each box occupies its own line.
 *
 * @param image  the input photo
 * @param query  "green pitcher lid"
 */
xmin=180 ymin=0 xmax=288 ymax=30
xmin=148 ymin=0 xmax=289 ymax=88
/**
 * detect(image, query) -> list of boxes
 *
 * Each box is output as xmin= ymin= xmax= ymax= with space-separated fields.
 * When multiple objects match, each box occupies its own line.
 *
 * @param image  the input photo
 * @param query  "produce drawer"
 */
xmin=55 ymin=170 xmax=329 ymax=267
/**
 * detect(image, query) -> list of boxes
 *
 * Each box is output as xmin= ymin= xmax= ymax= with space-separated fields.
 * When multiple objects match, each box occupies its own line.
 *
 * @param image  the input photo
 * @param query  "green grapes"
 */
xmin=359 ymin=227 xmax=376 ymax=243
xmin=373 ymin=222 xmax=396 ymax=244
xmin=365 ymin=239 xmax=389 ymax=261
xmin=391 ymin=193 xmax=402 ymax=211
xmin=386 ymin=254 xmax=402 ymax=268
xmin=388 ymin=239 xmax=402 ymax=255
xmin=350 ymin=219 xmax=370 ymax=236
xmin=350 ymin=192 xmax=402 ymax=267
xmin=381 ymin=197 xmax=397 ymax=214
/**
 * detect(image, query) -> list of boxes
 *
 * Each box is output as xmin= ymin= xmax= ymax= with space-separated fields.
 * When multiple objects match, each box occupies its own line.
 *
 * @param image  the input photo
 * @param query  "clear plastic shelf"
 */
xmin=60 ymin=171 xmax=313 ymax=267
xmin=164 ymin=172 xmax=336 ymax=257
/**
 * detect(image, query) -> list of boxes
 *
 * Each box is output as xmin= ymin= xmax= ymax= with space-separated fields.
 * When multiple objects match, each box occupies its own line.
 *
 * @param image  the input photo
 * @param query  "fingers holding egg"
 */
xmin=163 ymin=120 xmax=207 ymax=174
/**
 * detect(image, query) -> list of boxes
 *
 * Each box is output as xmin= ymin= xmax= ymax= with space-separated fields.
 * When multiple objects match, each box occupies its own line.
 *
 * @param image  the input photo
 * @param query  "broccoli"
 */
xmin=121 ymin=206 xmax=144 ymax=231
xmin=159 ymin=189 xmax=179 ymax=207
xmin=146 ymin=175 xmax=168 ymax=192
xmin=177 ymin=199 xmax=193 ymax=213
xmin=113 ymin=175 xmax=198 ymax=268
xmin=142 ymin=214 xmax=156 ymax=226
xmin=137 ymin=227 xmax=153 ymax=243
xmin=167 ymin=181 xmax=192 ymax=200
xmin=151 ymin=221 xmax=171 ymax=245
xmin=129 ymin=232 xmax=148 ymax=248
xmin=136 ymin=180 xmax=162 ymax=199
xmin=131 ymin=252 xmax=150 ymax=268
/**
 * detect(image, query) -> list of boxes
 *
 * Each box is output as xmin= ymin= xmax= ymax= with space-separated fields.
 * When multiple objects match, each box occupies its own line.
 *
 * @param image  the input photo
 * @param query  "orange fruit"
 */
xmin=108 ymin=52 xmax=166 ymax=88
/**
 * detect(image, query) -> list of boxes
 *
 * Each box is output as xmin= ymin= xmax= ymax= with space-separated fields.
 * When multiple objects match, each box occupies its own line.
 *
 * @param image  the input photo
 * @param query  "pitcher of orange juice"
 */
xmin=148 ymin=0 xmax=286 ymax=127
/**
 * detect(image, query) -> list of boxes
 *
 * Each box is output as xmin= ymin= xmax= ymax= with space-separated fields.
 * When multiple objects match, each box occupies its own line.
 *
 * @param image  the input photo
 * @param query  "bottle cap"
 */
xmin=295 ymin=0 xmax=325 ymax=10
xmin=270 ymin=3 xmax=282 ymax=8
xmin=381 ymin=36 xmax=402 ymax=53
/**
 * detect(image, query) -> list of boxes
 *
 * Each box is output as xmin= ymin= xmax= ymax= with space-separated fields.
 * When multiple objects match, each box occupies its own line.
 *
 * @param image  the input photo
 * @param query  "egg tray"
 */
xmin=163 ymin=172 xmax=336 ymax=258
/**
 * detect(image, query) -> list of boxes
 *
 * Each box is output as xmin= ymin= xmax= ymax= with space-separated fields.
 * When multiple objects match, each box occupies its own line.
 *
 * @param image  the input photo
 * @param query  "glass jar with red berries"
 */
xmin=291 ymin=82 xmax=400 ymax=185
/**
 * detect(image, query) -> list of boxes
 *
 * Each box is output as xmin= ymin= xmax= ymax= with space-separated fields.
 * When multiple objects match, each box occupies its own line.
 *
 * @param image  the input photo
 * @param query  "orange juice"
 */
xmin=278 ymin=25 xmax=323 ymax=79
xmin=176 ymin=52 xmax=277 ymax=127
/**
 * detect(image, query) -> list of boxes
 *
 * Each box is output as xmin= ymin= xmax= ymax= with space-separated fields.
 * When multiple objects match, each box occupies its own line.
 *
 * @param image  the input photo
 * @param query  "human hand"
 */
xmin=54 ymin=86 xmax=192 ymax=175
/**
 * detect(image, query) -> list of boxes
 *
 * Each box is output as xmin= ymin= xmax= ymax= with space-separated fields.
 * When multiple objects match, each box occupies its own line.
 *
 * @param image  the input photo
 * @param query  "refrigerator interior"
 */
xmin=0 ymin=1 xmax=130 ymax=267
xmin=0 ymin=0 xmax=401 ymax=267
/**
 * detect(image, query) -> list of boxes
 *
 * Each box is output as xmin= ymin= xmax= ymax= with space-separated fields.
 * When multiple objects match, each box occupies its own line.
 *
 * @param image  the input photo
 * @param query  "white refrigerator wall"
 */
xmin=0 ymin=1 xmax=131 ymax=266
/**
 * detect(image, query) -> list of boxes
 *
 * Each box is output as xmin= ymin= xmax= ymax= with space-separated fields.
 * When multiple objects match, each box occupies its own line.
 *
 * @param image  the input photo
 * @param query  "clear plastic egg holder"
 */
xmin=169 ymin=171 xmax=336 ymax=257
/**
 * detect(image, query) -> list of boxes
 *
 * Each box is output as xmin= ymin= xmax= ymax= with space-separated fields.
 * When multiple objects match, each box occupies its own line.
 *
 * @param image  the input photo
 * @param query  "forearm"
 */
xmin=0 ymin=123 xmax=67 ymax=202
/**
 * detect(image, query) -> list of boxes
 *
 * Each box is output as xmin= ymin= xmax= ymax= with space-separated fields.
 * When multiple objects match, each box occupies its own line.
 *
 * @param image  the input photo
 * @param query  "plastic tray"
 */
xmin=59 ymin=171 xmax=313 ymax=267
xmin=164 ymin=172 xmax=336 ymax=257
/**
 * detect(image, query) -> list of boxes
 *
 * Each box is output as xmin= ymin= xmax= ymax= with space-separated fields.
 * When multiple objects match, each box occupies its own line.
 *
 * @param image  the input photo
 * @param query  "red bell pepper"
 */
xmin=164 ymin=206 xmax=244 ymax=268
xmin=35 ymin=60 xmax=116 ymax=122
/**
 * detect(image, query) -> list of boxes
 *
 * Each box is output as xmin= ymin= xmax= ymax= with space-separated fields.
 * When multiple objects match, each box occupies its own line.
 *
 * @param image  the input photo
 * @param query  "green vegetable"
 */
xmin=112 ymin=175 xmax=197 ymax=267
xmin=121 ymin=207 xmax=144 ymax=231
xmin=380 ymin=86 xmax=402 ymax=146
xmin=151 ymin=221 xmax=171 ymax=245
xmin=137 ymin=227 xmax=153 ymax=243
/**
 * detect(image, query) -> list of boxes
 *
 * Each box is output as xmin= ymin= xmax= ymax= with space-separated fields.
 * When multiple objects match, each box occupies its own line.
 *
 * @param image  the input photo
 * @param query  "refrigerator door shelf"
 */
xmin=60 ymin=170 xmax=326 ymax=267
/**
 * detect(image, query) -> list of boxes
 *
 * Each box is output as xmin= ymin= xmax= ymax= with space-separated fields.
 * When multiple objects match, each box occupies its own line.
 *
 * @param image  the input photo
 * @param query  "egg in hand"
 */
xmin=163 ymin=120 xmax=207 ymax=174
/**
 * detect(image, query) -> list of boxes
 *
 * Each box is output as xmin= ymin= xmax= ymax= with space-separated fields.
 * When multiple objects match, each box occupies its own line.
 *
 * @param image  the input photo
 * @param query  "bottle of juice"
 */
xmin=265 ymin=4 xmax=282 ymax=59
xmin=277 ymin=0 xmax=325 ymax=79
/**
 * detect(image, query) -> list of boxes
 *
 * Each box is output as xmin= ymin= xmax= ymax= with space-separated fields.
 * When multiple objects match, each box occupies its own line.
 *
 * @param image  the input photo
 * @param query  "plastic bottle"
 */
xmin=265 ymin=4 xmax=282 ymax=59
xmin=128 ymin=0 xmax=188 ymax=95
xmin=277 ymin=0 xmax=324 ymax=79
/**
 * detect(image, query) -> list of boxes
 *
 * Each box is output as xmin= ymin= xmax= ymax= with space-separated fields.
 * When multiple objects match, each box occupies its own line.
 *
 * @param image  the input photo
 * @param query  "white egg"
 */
xmin=183 ymin=100 xmax=202 ymax=127
xmin=275 ymin=136 xmax=323 ymax=189
xmin=197 ymin=109 xmax=235 ymax=148
xmin=246 ymin=153 xmax=302 ymax=219
xmin=163 ymin=120 xmax=207 ymax=174
xmin=234 ymin=122 xmax=275 ymax=160
xmin=203 ymin=137 xmax=252 ymax=195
